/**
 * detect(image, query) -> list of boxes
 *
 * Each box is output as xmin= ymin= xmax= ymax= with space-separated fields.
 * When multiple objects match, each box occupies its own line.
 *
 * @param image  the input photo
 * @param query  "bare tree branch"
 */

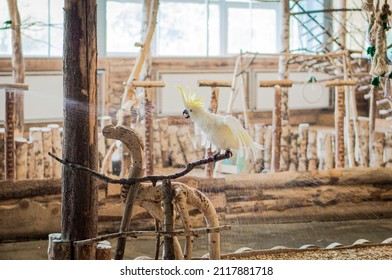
xmin=49 ymin=150 xmax=232 ymax=186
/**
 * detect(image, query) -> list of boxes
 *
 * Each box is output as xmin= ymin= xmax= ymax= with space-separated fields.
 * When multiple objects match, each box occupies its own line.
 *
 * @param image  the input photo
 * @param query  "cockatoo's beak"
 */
xmin=183 ymin=109 xmax=190 ymax=119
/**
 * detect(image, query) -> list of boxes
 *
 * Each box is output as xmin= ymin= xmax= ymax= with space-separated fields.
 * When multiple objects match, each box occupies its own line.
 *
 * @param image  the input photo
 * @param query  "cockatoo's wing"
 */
xmin=223 ymin=115 xmax=263 ymax=159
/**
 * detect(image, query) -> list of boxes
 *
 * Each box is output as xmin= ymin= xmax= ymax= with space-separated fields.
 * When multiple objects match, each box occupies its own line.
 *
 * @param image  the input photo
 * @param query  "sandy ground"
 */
xmin=1 ymin=219 xmax=392 ymax=260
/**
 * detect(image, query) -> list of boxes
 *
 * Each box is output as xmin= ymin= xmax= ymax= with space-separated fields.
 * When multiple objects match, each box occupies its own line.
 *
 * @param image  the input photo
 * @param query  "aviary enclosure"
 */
xmin=1 ymin=0 xmax=392 ymax=260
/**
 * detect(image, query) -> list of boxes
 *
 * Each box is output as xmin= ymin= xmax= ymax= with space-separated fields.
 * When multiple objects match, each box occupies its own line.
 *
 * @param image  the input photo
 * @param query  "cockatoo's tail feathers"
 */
xmin=223 ymin=115 xmax=263 ymax=159
xmin=177 ymin=86 xmax=204 ymax=108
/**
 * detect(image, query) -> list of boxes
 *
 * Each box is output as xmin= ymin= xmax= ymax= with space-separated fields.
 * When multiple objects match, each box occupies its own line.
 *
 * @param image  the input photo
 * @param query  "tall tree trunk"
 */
xmin=62 ymin=0 xmax=98 ymax=260
xmin=7 ymin=0 xmax=25 ymax=138
xmin=278 ymin=0 xmax=290 ymax=122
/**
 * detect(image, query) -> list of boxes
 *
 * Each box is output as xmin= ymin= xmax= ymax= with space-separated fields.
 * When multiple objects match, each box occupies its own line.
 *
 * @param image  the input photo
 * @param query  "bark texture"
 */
xmin=62 ymin=0 xmax=98 ymax=259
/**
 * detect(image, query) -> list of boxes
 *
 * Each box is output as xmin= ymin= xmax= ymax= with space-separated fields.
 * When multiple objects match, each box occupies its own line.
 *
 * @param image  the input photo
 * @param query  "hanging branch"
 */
xmin=49 ymin=150 xmax=232 ymax=186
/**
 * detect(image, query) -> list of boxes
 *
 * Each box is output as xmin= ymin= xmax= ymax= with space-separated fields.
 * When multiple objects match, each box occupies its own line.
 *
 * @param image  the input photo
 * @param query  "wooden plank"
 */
xmin=259 ymin=79 xmax=293 ymax=88
xmin=0 ymin=83 xmax=28 ymax=90
xmin=131 ymin=80 xmax=165 ymax=88
xmin=198 ymin=80 xmax=232 ymax=87
xmin=325 ymin=80 xmax=356 ymax=87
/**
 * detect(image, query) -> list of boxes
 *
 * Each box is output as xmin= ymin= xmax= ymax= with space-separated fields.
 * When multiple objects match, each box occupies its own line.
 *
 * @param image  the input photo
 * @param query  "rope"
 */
xmin=362 ymin=0 xmax=374 ymax=12
xmin=370 ymin=2 xmax=391 ymax=77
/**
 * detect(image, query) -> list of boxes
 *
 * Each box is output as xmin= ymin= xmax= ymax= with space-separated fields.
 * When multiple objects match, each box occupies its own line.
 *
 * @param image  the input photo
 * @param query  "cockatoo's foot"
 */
xmin=212 ymin=151 xmax=221 ymax=160
xmin=224 ymin=149 xmax=233 ymax=158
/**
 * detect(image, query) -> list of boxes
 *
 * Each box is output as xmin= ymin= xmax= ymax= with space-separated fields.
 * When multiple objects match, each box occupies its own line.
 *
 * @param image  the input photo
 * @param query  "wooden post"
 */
xmin=307 ymin=129 xmax=318 ymax=171
xmin=335 ymin=86 xmax=345 ymax=168
xmin=325 ymin=80 xmax=356 ymax=169
xmin=1 ymin=83 xmax=28 ymax=180
xmin=131 ymin=80 xmax=165 ymax=176
xmin=5 ymin=90 xmax=15 ymax=180
xmin=96 ymin=240 xmax=112 ymax=260
xmin=259 ymin=80 xmax=293 ymax=173
xmin=62 ymin=0 xmax=98 ymax=260
xmin=177 ymin=126 xmax=197 ymax=163
xmin=370 ymin=132 xmax=385 ymax=167
xmin=42 ymin=127 xmax=53 ymax=178
xmin=161 ymin=179 xmax=175 ymax=260
xmin=47 ymin=124 xmax=62 ymax=178
xmin=29 ymin=127 xmax=44 ymax=179
xmin=206 ymin=87 xmax=219 ymax=177
xmin=357 ymin=117 xmax=370 ymax=167
xmin=263 ymin=126 xmax=273 ymax=172
xmin=288 ymin=132 xmax=298 ymax=172
xmin=297 ymin=123 xmax=309 ymax=171
xmin=198 ymin=80 xmax=232 ymax=177
xmin=318 ymin=131 xmax=334 ymax=170
xmin=48 ymin=233 xmax=71 ymax=260
xmin=144 ymin=86 xmax=154 ymax=176
xmin=271 ymin=85 xmax=282 ymax=173
xmin=0 ymin=128 xmax=4 ymax=180
xmin=15 ymin=137 xmax=27 ymax=180
xmin=26 ymin=141 xmax=34 ymax=179
xmin=168 ymin=126 xmax=186 ymax=167
xmin=7 ymin=0 xmax=25 ymax=138
xmin=254 ymin=123 xmax=266 ymax=173
xmin=368 ymin=87 xmax=378 ymax=163
xmin=279 ymin=0 xmax=290 ymax=122
xmin=385 ymin=131 xmax=392 ymax=167
xmin=280 ymin=122 xmax=290 ymax=171
xmin=158 ymin=118 xmax=170 ymax=167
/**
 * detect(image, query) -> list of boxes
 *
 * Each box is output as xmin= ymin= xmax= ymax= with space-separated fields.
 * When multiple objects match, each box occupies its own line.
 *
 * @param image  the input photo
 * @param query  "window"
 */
xmin=0 ymin=0 xmax=63 ymax=57
xmin=106 ymin=0 xmax=142 ymax=54
xmin=227 ymin=4 xmax=277 ymax=54
xmin=157 ymin=1 xmax=208 ymax=56
xmin=106 ymin=0 xmax=280 ymax=57
xmin=0 ymin=0 xmax=280 ymax=57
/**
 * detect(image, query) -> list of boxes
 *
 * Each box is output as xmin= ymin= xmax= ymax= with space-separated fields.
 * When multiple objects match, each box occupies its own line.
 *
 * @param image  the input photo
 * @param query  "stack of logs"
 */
xmin=2 ymin=116 xmax=392 ymax=181
xmin=152 ymin=117 xmax=392 ymax=173
xmin=0 ymin=124 xmax=63 ymax=180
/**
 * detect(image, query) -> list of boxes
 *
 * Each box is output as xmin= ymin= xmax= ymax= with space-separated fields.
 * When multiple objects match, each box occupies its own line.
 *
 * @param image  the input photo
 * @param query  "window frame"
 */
xmin=0 ymin=0 xmax=281 ymax=58
xmin=102 ymin=0 xmax=281 ymax=57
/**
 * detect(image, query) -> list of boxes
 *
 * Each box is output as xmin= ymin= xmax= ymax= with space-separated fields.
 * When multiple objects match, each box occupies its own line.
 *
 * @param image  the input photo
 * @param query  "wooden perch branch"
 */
xmin=73 ymin=225 xmax=232 ymax=247
xmin=121 ymin=0 xmax=159 ymax=106
xmin=49 ymin=150 xmax=232 ymax=185
xmin=198 ymin=80 xmax=232 ymax=88
xmin=259 ymin=80 xmax=293 ymax=88
xmin=0 ymin=83 xmax=28 ymax=90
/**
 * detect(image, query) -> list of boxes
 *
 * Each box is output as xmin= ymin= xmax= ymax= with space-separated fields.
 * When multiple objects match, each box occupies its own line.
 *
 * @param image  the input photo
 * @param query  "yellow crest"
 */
xmin=177 ymin=86 xmax=204 ymax=108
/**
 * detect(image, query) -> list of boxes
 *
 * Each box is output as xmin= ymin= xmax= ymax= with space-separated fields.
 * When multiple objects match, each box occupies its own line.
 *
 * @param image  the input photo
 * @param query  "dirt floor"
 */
xmin=1 ymin=218 xmax=392 ymax=260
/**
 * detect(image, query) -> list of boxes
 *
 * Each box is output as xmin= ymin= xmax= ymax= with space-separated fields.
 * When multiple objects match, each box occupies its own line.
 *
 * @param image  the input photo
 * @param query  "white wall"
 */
xmin=0 ymin=70 xmax=106 ymax=122
xmin=157 ymin=71 xmax=246 ymax=116
xmin=255 ymin=71 xmax=331 ymax=111
xmin=0 ymin=72 xmax=63 ymax=122
xmin=158 ymin=70 xmax=331 ymax=116
xmin=0 ymin=70 xmax=331 ymax=122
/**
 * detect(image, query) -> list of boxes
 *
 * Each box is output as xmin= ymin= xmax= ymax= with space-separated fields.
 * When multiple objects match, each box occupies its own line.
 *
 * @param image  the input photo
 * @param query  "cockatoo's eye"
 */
xmin=183 ymin=109 xmax=190 ymax=119
xmin=189 ymin=109 xmax=193 ymax=112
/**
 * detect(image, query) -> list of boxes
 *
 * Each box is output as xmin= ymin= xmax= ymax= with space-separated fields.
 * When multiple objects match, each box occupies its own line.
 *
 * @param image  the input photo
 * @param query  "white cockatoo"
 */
xmin=178 ymin=87 xmax=262 ymax=159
